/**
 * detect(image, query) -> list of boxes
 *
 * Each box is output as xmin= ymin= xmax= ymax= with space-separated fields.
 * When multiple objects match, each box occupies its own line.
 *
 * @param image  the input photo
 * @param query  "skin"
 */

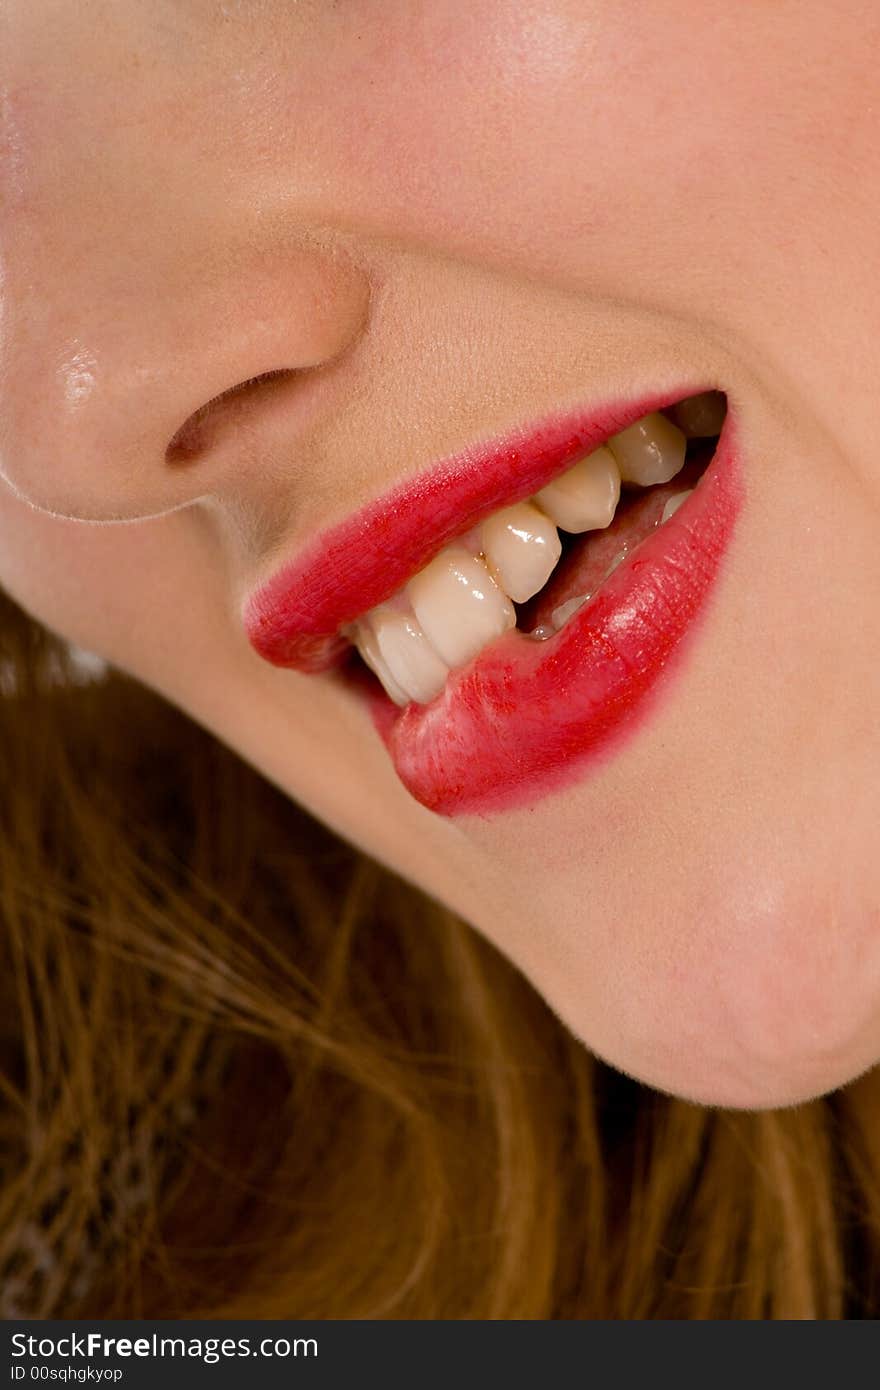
xmin=3 ymin=0 xmax=880 ymax=1108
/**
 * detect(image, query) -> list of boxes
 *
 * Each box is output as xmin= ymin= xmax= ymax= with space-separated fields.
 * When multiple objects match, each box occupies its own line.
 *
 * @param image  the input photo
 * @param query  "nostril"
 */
xmin=165 ymin=368 xmax=295 ymax=464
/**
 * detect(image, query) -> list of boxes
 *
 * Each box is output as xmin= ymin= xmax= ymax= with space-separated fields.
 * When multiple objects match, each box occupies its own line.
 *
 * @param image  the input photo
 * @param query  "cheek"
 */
xmin=0 ymin=467 xmax=281 ymax=719
xmin=0 ymin=485 xmax=468 ymax=907
xmin=0 ymin=486 xmax=201 ymax=664
xmin=295 ymin=0 xmax=840 ymax=316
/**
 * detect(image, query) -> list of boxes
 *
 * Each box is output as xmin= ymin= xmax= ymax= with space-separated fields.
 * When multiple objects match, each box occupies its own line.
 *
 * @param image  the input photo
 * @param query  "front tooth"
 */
xmin=366 ymin=608 xmax=449 ymax=705
xmin=480 ymin=501 xmax=561 ymax=602
xmin=607 ymin=411 xmax=687 ymax=486
xmin=352 ymin=621 xmax=410 ymax=707
xmin=407 ymin=546 xmax=515 ymax=669
xmin=660 ymin=488 xmax=693 ymax=523
xmin=667 ymin=391 xmax=726 ymax=438
xmin=534 ymin=446 xmax=620 ymax=532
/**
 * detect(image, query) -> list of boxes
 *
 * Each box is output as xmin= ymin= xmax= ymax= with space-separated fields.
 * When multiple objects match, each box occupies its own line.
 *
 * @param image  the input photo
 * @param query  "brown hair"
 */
xmin=1 ymin=585 xmax=879 ymax=1319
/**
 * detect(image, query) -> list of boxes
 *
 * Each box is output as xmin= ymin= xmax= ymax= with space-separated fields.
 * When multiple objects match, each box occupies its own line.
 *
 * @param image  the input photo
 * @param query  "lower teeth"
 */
xmin=660 ymin=489 xmax=692 ymax=523
xmin=536 ymin=542 xmax=628 ymax=638
xmin=549 ymin=592 xmax=591 ymax=631
xmin=529 ymin=484 xmax=696 ymax=639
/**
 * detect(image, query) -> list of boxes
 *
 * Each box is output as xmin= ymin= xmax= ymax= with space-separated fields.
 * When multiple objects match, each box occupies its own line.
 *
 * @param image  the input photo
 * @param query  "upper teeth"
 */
xmin=534 ymin=446 xmax=620 ymax=532
xmin=363 ymin=606 xmax=450 ymax=706
xmin=667 ymin=389 xmax=726 ymax=438
xmin=407 ymin=546 xmax=516 ymax=668
xmin=601 ymin=411 xmax=687 ymax=486
xmin=350 ymin=405 xmax=700 ymax=707
xmin=481 ymin=500 xmax=562 ymax=603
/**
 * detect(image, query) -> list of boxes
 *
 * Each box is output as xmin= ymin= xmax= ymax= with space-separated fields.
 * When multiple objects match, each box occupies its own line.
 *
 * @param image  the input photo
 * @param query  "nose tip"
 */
xmin=3 ymin=240 xmax=372 ymax=523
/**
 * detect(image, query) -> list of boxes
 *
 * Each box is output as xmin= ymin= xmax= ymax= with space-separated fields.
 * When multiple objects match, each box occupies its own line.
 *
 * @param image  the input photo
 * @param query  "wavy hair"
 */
xmin=1 ymin=587 xmax=879 ymax=1318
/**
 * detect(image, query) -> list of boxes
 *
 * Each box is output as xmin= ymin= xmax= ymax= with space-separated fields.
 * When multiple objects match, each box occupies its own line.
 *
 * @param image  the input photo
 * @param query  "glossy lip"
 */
xmin=382 ymin=421 xmax=741 ymax=816
xmin=242 ymin=386 xmax=742 ymax=818
xmin=242 ymin=385 xmax=712 ymax=672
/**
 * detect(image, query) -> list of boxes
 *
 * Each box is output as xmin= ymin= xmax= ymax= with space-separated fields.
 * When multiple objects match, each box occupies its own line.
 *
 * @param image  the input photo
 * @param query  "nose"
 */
xmin=2 ymin=228 xmax=371 ymax=523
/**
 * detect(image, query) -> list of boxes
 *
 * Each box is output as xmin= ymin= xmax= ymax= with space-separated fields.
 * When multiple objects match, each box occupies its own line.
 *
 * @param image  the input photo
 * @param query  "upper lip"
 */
xmin=242 ymin=383 xmax=715 ymax=673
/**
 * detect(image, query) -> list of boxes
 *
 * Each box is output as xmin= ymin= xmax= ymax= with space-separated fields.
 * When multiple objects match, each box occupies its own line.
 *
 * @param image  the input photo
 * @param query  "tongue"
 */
xmin=519 ymin=442 xmax=715 ymax=633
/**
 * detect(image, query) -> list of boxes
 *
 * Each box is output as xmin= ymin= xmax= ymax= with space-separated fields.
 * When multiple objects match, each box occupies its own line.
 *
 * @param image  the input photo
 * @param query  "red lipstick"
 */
xmin=385 ymin=429 xmax=739 ymax=814
xmin=243 ymin=391 xmax=742 ymax=817
xmin=243 ymin=389 xmax=698 ymax=671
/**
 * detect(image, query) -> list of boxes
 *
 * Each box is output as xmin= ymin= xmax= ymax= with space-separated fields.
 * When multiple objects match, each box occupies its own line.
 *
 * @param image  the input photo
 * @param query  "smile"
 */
xmin=243 ymin=387 xmax=742 ymax=816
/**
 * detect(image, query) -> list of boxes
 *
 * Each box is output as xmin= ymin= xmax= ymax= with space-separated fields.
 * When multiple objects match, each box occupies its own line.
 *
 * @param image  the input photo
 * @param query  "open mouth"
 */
xmin=243 ymin=387 xmax=742 ymax=817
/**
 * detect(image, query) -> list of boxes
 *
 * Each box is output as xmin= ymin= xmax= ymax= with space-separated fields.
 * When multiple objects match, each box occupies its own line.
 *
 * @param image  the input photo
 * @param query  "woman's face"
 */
xmin=5 ymin=0 xmax=880 ymax=1107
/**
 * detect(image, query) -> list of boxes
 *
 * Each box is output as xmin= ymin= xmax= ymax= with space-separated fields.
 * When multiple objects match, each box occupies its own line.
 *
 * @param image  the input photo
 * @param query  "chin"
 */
xmin=534 ymin=859 xmax=880 ymax=1112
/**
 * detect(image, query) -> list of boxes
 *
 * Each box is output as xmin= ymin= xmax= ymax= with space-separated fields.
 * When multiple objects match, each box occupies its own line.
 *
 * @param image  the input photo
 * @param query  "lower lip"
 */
xmin=367 ymin=419 xmax=742 ymax=817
